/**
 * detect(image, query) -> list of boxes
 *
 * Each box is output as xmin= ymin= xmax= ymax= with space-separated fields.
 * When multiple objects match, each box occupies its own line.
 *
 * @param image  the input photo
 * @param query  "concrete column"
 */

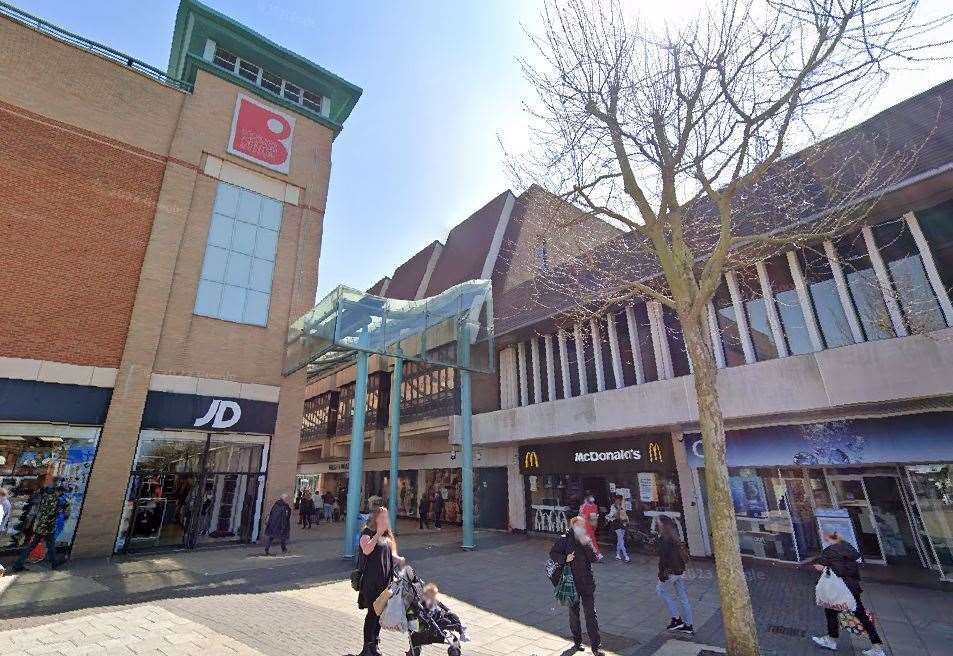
xmin=499 ymin=346 xmax=518 ymax=410
xmin=671 ymin=429 xmax=707 ymax=557
xmin=647 ymin=301 xmax=673 ymax=379
xmin=823 ymin=240 xmax=865 ymax=344
xmin=557 ymin=329 xmax=572 ymax=398
xmin=756 ymin=260 xmax=789 ymax=357
xmin=516 ymin=341 xmax=529 ymax=406
xmin=786 ymin=251 xmax=825 ymax=352
xmin=862 ymin=225 xmax=908 ymax=337
xmin=589 ymin=317 xmax=606 ymax=392
xmin=543 ymin=334 xmax=557 ymax=401
xmin=706 ymin=302 xmax=726 ymax=368
xmin=725 ymin=271 xmax=757 ymax=364
xmin=460 ymin=322 xmax=474 ymax=550
xmin=573 ymin=323 xmax=589 ymax=395
xmin=605 ymin=314 xmax=625 ymax=389
xmin=529 ymin=337 xmax=542 ymax=404
xmin=624 ymin=305 xmax=645 ymax=384
xmin=906 ymin=211 xmax=953 ymax=325
xmin=506 ymin=446 xmax=526 ymax=531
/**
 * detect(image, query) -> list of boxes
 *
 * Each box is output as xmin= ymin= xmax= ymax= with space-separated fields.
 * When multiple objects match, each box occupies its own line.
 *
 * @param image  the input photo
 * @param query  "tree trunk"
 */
xmin=681 ymin=314 xmax=761 ymax=656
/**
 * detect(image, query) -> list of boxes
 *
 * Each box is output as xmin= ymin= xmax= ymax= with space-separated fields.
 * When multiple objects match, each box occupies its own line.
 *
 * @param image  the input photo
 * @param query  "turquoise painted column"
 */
xmin=387 ymin=357 xmax=403 ymax=531
xmin=343 ymin=349 xmax=370 ymax=559
xmin=460 ymin=323 xmax=475 ymax=550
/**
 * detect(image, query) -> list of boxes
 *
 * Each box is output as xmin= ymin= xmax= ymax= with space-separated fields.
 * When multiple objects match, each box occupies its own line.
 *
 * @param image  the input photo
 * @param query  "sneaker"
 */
xmin=811 ymin=636 xmax=838 ymax=651
xmin=615 ymin=554 xmax=622 ymax=560
xmin=624 ymin=556 xmax=631 ymax=563
xmin=675 ymin=624 xmax=694 ymax=635
xmin=592 ymin=649 xmax=605 ymax=656
xmin=571 ymin=644 xmax=583 ymax=652
xmin=666 ymin=617 xmax=685 ymax=630
xmin=862 ymin=648 xmax=886 ymax=656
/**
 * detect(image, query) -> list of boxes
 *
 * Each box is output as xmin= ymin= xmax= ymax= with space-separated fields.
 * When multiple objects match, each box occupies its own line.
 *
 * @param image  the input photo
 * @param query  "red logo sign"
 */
xmin=227 ymin=94 xmax=295 ymax=174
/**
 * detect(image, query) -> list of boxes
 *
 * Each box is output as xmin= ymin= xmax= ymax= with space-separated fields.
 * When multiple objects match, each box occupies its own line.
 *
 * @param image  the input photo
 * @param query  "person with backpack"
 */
xmin=549 ymin=516 xmax=603 ymax=656
xmin=605 ymin=494 xmax=630 ymax=563
xmin=810 ymin=531 xmax=884 ymax=655
xmin=656 ymin=515 xmax=694 ymax=635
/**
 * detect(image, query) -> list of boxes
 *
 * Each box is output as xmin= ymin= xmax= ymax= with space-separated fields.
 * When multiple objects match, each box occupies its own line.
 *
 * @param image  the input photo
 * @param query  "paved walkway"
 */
xmin=0 ymin=521 xmax=950 ymax=656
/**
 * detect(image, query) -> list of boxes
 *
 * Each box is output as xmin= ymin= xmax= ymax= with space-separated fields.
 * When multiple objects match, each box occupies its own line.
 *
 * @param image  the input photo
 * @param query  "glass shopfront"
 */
xmin=687 ymin=413 xmax=953 ymax=580
xmin=0 ymin=423 xmax=101 ymax=557
xmin=116 ymin=430 xmax=268 ymax=553
xmin=364 ymin=469 xmax=420 ymax=517
xmin=519 ymin=435 xmax=682 ymax=541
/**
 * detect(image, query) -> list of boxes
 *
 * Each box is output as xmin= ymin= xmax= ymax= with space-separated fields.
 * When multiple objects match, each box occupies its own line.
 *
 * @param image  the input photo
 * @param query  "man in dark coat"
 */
xmin=550 ymin=516 xmax=602 ymax=655
xmin=263 ymin=493 xmax=292 ymax=555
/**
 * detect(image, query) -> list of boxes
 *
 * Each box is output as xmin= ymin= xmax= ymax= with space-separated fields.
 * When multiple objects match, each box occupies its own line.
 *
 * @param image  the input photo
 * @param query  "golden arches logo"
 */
xmin=647 ymin=442 xmax=664 ymax=463
xmin=523 ymin=451 xmax=540 ymax=469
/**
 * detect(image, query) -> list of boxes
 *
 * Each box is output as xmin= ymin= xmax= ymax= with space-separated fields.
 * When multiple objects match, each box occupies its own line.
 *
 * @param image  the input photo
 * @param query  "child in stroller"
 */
xmin=405 ymin=578 xmax=469 ymax=656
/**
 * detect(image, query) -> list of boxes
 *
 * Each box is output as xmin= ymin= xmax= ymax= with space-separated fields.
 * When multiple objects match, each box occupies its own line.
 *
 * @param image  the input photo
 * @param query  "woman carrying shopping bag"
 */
xmin=356 ymin=506 xmax=405 ymax=656
xmin=810 ymin=531 xmax=885 ymax=655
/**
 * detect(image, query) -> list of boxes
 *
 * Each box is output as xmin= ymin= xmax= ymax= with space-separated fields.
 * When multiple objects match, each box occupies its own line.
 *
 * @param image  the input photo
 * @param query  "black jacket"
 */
xmin=657 ymin=536 xmax=686 ymax=581
xmin=550 ymin=530 xmax=598 ymax=595
xmin=818 ymin=541 xmax=863 ymax=594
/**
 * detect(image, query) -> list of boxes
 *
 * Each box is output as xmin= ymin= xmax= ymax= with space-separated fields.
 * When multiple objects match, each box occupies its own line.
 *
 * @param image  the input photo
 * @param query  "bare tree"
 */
xmin=509 ymin=1 xmax=951 ymax=653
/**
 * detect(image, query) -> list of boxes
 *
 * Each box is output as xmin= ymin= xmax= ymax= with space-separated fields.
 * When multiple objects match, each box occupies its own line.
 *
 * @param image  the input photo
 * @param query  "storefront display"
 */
xmin=363 ymin=469 xmax=419 ymax=516
xmin=686 ymin=412 xmax=953 ymax=580
xmin=519 ymin=435 xmax=681 ymax=541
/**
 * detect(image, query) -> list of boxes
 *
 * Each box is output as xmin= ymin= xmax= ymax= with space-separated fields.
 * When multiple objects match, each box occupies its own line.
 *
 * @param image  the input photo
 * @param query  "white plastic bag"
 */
xmin=815 ymin=567 xmax=856 ymax=612
xmin=380 ymin=593 xmax=408 ymax=632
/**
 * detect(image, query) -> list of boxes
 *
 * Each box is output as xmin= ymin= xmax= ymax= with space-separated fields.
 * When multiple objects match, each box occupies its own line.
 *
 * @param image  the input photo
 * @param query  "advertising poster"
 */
xmin=815 ymin=508 xmax=860 ymax=553
xmin=730 ymin=476 xmax=768 ymax=517
xmin=637 ymin=473 xmax=658 ymax=502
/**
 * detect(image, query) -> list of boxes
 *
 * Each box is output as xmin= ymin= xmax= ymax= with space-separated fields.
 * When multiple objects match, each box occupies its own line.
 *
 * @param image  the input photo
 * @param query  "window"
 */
xmin=612 ymin=309 xmax=638 ymax=386
xmin=535 ymin=238 xmax=549 ymax=273
xmin=872 ymin=218 xmax=947 ymax=332
xmin=301 ymin=391 xmax=338 ymax=441
xmin=736 ymin=268 xmax=779 ymax=361
xmin=764 ymin=256 xmax=813 ymax=355
xmin=632 ymin=303 xmax=659 ymax=381
xmin=833 ymin=232 xmax=894 ymax=340
xmin=713 ymin=278 xmax=746 ymax=366
xmin=916 ymin=201 xmax=953 ymax=297
xmin=302 ymin=90 xmax=323 ymax=114
xmin=798 ymin=248 xmax=853 ymax=348
xmin=213 ymin=46 xmax=237 ymax=72
xmin=563 ymin=331 xmax=580 ymax=397
xmin=282 ymin=81 xmax=301 ymax=104
xmin=238 ymin=59 xmax=260 ymax=83
xmin=260 ymin=70 xmax=282 ymax=95
xmin=662 ymin=307 xmax=691 ymax=377
xmin=194 ymin=182 xmax=283 ymax=326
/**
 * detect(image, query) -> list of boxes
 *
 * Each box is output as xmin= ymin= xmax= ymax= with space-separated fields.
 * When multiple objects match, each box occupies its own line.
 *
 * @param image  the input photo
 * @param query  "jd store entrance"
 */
xmin=519 ymin=435 xmax=683 ymax=542
xmin=114 ymin=391 xmax=277 ymax=554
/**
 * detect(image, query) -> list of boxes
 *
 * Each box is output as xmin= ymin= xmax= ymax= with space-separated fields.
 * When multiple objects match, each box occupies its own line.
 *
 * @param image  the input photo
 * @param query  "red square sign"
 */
xmin=227 ymin=94 xmax=295 ymax=174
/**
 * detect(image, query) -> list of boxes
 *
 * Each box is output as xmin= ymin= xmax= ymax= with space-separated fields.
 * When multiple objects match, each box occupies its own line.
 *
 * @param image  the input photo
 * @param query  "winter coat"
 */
xmin=264 ymin=499 xmax=292 ymax=540
xmin=300 ymin=496 xmax=316 ymax=515
xmin=818 ymin=541 xmax=863 ymax=595
xmin=657 ymin=536 xmax=686 ymax=581
xmin=549 ymin=530 xmax=598 ymax=595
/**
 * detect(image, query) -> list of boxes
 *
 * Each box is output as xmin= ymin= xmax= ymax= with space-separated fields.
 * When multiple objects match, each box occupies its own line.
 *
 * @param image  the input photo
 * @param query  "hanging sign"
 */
xmin=227 ymin=94 xmax=295 ymax=174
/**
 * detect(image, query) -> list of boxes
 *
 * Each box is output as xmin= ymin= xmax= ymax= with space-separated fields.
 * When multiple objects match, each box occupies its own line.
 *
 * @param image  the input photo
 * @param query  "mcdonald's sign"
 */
xmin=518 ymin=436 xmax=672 ymax=474
xmin=523 ymin=450 xmax=540 ymax=470
xmin=647 ymin=441 xmax=664 ymax=464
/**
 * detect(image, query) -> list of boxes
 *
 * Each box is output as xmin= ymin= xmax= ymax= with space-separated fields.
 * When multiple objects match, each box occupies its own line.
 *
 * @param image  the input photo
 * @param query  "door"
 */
xmin=474 ymin=467 xmax=508 ymax=530
xmin=864 ymin=475 xmax=924 ymax=567
xmin=905 ymin=464 xmax=953 ymax=581
xmin=828 ymin=475 xmax=886 ymax=563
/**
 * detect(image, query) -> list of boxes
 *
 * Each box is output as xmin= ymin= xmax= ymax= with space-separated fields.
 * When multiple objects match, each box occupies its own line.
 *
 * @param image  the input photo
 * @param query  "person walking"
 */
xmin=10 ymin=485 xmax=65 ymax=572
xmin=0 ymin=487 xmax=11 ymax=576
xmin=323 ymin=491 xmax=334 ymax=523
xmin=418 ymin=489 xmax=431 ymax=530
xmin=655 ymin=515 xmax=694 ymax=634
xmin=810 ymin=531 xmax=885 ymax=655
xmin=579 ymin=493 xmax=602 ymax=560
xmin=432 ymin=490 xmax=444 ymax=530
xmin=263 ymin=493 xmax=292 ymax=555
xmin=550 ymin=516 xmax=603 ymax=655
xmin=300 ymin=490 xmax=316 ymax=529
xmin=605 ymin=494 xmax=630 ymax=563
xmin=357 ymin=506 xmax=403 ymax=656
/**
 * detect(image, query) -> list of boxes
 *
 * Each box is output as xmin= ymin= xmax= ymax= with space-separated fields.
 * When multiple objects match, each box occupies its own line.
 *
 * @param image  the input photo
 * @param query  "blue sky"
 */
xmin=12 ymin=0 xmax=953 ymax=302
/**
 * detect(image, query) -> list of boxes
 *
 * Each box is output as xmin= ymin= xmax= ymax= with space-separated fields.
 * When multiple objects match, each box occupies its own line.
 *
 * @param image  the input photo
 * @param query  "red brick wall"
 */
xmin=0 ymin=106 xmax=166 ymax=367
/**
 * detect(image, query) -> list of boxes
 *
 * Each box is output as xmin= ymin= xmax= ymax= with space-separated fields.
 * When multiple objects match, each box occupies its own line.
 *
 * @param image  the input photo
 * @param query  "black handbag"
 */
xmin=350 ymin=552 xmax=367 ymax=591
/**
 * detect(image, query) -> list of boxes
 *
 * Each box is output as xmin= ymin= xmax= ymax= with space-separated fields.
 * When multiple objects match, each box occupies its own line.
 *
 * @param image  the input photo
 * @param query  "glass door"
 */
xmin=827 ymin=474 xmax=886 ymax=564
xmin=864 ymin=475 xmax=925 ymax=567
xmin=905 ymin=464 xmax=953 ymax=581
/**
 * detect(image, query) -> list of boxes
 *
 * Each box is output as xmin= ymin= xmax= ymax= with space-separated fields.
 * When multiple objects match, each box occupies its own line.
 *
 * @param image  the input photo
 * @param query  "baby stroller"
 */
xmin=396 ymin=567 xmax=466 ymax=656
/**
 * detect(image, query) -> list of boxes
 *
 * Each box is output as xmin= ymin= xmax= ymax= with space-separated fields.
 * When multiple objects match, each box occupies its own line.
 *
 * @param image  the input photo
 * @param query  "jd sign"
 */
xmin=194 ymin=399 xmax=242 ymax=429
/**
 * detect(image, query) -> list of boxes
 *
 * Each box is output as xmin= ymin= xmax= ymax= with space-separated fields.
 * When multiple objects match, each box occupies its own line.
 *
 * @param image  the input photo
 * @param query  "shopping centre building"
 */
xmin=0 ymin=0 xmax=360 ymax=558
xmin=302 ymin=82 xmax=953 ymax=583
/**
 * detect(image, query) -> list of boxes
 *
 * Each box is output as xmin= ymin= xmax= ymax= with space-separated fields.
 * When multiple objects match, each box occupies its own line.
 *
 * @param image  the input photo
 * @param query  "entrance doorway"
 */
xmin=118 ymin=431 xmax=268 ymax=553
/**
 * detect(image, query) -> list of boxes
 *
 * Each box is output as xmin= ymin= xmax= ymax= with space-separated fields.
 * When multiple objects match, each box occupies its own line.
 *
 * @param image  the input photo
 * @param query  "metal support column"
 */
xmin=388 ymin=357 xmax=403 ymax=531
xmin=343 ymin=349 xmax=370 ymax=559
xmin=460 ymin=322 xmax=475 ymax=550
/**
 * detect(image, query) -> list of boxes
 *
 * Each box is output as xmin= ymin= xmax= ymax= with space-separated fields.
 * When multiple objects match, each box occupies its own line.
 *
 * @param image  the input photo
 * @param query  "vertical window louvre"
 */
xmin=764 ymin=256 xmax=813 ymax=355
xmin=613 ymin=308 xmax=637 ymax=386
xmin=283 ymin=81 xmax=301 ymax=103
xmin=661 ymin=307 xmax=691 ymax=376
xmin=833 ymin=232 xmax=894 ymax=340
xmin=713 ymin=279 xmax=746 ymax=366
xmin=735 ymin=267 xmax=780 ymax=361
xmin=916 ymin=201 xmax=953 ymax=297
xmin=238 ymin=59 xmax=260 ymax=83
xmin=632 ymin=303 xmax=659 ymax=381
xmin=798 ymin=248 xmax=853 ymax=348
xmin=213 ymin=46 xmax=237 ymax=72
xmin=302 ymin=90 xmax=323 ymax=113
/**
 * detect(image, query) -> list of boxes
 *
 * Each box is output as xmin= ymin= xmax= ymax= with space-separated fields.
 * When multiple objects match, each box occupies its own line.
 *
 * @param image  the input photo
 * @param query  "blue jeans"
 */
xmin=656 ymin=574 xmax=693 ymax=625
xmin=324 ymin=504 xmax=333 ymax=521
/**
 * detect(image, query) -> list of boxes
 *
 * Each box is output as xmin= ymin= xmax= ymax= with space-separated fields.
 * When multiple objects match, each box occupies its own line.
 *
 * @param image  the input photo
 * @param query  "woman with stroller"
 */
xmin=357 ymin=506 xmax=405 ymax=656
xmin=550 ymin=516 xmax=603 ymax=656
xmin=810 ymin=531 xmax=884 ymax=655
xmin=605 ymin=494 xmax=630 ymax=563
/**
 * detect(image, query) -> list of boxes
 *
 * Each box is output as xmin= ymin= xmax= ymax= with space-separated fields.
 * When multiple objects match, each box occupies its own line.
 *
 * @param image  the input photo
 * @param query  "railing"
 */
xmin=0 ymin=1 xmax=193 ymax=93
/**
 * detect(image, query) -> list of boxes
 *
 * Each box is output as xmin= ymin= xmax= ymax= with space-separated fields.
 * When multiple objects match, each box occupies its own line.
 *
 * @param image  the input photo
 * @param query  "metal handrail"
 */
xmin=0 ymin=1 xmax=193 ymax=93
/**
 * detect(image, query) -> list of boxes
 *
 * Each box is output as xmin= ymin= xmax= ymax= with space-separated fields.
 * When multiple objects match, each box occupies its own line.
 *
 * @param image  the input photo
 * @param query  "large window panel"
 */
xmin=195 ymin=182 xmax=283 ymax=327
xmin=872 ymin=218 xmax=947 ymax=332
xmin=833 ymin=232 xmax=894 ymax=340
xmin=632 ymin=303 xmax=659 ymax=381
xmin=736 ymin=267 xmax=779 ymax=361
xmin=916 ymin=201 xmax=953 ymax=296
xmin=713 ymin=278 xmax=747 ymax=366
xmin=764 ymin=256 xmax=813 ymax=355
xmin=662 ymin=307 xmax=691 ymax=377
xmin=798 ymin=248 xmax=853 ymax=348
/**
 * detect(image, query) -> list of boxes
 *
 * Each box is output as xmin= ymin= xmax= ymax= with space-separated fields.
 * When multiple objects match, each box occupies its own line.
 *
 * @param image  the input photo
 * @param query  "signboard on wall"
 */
xmin=227 ymin=94 xmax=295 ymax=174
xmin=637 ymin=473 xmax=657 ymax=502
xmin=519 ymin=435 xmax=673 ymax=475
xmin=140 ymin=391 xmax=278 ymax=435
